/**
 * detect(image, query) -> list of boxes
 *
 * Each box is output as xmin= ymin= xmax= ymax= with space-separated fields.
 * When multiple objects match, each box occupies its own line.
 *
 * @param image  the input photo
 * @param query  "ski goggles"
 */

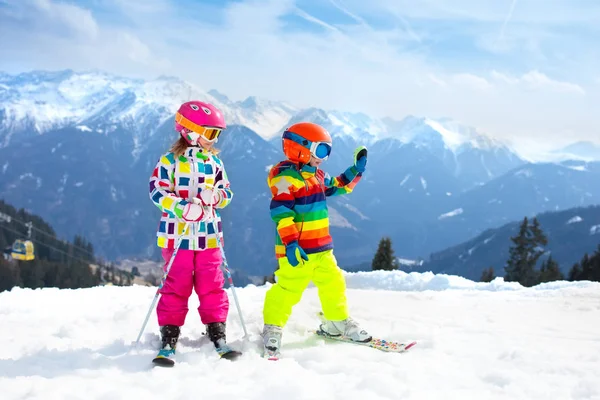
xmin=283 ymin=130 xmax=332 ymax=160
xmin=176 ymin=112 xmax=223 ymax=142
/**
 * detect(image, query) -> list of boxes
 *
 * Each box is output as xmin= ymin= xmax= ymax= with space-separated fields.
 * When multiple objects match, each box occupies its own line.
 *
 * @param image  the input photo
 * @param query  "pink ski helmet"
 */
xmin=175 ymin=101 xmax=226 ymax=145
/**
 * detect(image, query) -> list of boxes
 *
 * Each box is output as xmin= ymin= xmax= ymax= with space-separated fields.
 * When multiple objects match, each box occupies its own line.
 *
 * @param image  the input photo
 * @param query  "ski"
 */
xmin=216 ymin=345 xmax=243 ymax=361
xmin=152 ymin=349 xmax=176 ymax=367
xmin=312 ymin=311 xmax=416 ymax=353
xmin=151 ymin=346 xmax=242 ymax=367
xmin=311 ymin=329 xmax=417 ymax=353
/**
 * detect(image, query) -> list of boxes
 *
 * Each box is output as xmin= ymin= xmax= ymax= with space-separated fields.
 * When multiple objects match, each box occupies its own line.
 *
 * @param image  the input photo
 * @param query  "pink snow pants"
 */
xmin=156 ymin=248 xmax=229 ymax=326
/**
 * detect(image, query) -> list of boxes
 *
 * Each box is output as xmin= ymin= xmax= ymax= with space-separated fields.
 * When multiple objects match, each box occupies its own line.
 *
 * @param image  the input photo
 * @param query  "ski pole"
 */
xmin=213 ymin=220 xmax=248 ymax=338
xmin=194 ymin=197 xmax=248 ymax=338
xmin=134 ymin=222 xmax=190 ymax=347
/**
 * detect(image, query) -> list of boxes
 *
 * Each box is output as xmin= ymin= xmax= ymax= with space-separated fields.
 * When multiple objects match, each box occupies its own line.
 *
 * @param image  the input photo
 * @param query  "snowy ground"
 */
xmin=1 ymin=271 xmax=600 ymax=400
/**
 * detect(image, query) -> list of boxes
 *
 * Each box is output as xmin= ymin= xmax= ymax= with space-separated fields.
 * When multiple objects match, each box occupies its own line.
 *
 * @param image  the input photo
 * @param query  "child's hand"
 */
xmin=285 ymin=241 xmax=308 ymax=267
xmin=182 ymin=203 xmax=211 ymax=222
xmin=200 ymin=188 xmax=221 ymax=207
xmin=354 ymin=146 xmax=367 ymax=173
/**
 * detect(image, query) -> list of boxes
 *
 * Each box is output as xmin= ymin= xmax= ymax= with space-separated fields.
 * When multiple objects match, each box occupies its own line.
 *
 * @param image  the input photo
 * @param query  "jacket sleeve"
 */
xmin=213 ymin=157 xmax=233 ymax=209
xmin=322 ymin=165 xmax=362 ymax=197
xmin=267 ymin=167 xmax=304 ymax=246
xmin=149 ymin=152 xmax=188 ymax=218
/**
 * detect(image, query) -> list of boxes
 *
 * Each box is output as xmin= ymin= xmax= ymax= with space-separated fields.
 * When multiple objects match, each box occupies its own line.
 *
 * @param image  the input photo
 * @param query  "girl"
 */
xmin=261 ymin=121 xmax=370 ymax=359
xmin=148 ymin=100 xmax=239 ymax=365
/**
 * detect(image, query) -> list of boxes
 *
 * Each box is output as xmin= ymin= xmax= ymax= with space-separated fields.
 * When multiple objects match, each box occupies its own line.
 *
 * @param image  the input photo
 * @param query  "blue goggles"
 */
xmin=283 ymin=130 xmax=332 ymax=160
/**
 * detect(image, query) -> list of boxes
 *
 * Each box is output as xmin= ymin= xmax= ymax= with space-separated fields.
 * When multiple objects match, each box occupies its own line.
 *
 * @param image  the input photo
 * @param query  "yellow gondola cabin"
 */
xmin=12 ymin=240 xmax=35 ymax=261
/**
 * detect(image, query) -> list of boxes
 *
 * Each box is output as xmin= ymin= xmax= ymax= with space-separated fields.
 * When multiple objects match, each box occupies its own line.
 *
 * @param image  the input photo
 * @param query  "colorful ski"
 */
xmin=311 ymin=329 xmax=417 ymax=353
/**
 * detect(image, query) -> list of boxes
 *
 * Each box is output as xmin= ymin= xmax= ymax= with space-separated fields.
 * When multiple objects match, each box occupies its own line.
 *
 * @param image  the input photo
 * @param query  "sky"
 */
xmin=0 ymin=0 xmax=599 ymax=152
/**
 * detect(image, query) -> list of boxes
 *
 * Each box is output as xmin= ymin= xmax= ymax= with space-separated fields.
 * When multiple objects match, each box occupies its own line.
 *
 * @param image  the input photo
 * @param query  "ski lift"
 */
xmin=11 ymin=240 xmax=35 ymax=261
xmin=11 ymin=222 xmax=35 ymax=261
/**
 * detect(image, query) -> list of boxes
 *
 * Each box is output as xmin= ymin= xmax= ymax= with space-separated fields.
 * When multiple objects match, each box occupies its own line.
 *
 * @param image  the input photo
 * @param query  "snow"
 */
xmin=438 ymin=208 xmax=464 ymax=219
xmin=568 ymin=216 xmax=583 ymax=224
xmin=400 ymin=174 xmax=411 ymax=186
xmin=424 ymin=119 xmax=465 ymax=150
xmin=2 ymin=162 xmax=7 ymax=174
xmin=76 ymin=125 xmax=92 ymax=132
xmin=1 ymin=271 xmax=599 ymax=400
xmin=483 ymin=235 xmax=495 ymax=244
xmin=590 ymin=225 xmax=600 ymax=235
xmin=420 ymin=176 xmax=427 ymax=190
xmin=515 ymin=169 xmax=533 ymax=178
xmin=396 ymin=258 xmax=424 ymax=267
xmin=567 ymin=165 xmax=588 ymax=172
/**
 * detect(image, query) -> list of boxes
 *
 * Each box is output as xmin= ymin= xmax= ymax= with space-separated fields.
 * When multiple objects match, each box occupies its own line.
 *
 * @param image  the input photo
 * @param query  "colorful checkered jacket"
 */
xmin=149 ymin=147 xmax=233 ymax=251
xmin=267 ymin=161 xmax=362 ymax=259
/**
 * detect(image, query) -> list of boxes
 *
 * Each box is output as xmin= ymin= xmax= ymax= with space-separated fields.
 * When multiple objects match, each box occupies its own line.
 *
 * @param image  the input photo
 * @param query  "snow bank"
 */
xmin=343 ymin=270 xmax=600 ymax=292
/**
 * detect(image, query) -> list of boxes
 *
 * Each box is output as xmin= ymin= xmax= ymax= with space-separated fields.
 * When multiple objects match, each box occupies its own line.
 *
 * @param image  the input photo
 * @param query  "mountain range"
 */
xmin=418 ymin=204 xmax=600 ymax=280
xmin=1 ymin=69 xmax=599 ymax=278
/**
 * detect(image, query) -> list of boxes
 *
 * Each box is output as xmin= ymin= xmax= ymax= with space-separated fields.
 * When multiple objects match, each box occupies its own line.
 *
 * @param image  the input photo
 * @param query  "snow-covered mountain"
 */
xmin=0 ymin=70 xmax=298 ymax=152
xmin=1 ymin=271 xmax=599 ymax=400
xmin=422 ymin=204 xmax=600 ymax=280
xmin=2 ymin=69 xmax=599 ymax=278
xmin=552 ymin=141 xmax=600 ymax=162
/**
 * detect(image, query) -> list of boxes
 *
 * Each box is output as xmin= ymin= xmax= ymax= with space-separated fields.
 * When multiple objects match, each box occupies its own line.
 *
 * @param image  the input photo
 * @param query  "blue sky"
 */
xmin=0 ymin=0 xmax=598 ymax=149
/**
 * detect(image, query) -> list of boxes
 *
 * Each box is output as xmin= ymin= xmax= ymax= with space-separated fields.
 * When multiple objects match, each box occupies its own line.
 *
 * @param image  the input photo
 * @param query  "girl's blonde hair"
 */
xmin=169 ymin=136 xmax=220 ymax=157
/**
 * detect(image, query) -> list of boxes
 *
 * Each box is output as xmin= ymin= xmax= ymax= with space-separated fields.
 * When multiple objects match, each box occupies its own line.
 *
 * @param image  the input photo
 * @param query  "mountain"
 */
xmin=2 ymin=69 xmax=600 ymax=280
xmin=420 ymin=204 xmax=600 ymax=280
xmin=552 ymin=141 xmax=600 ymax=161
xmin=0 ymin=70 xmax=298 ymax=152
xmin=411 ymin=161 xmax=600 ymax=258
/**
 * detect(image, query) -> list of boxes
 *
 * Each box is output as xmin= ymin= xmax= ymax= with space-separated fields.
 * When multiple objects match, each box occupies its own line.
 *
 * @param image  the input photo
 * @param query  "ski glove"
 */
xmin=285 ymin=241 xmax=308 ymax=267
xmin=200 ymin=188 xmax=222 ymax=207
xmin=182 ymin=203 xmax=211 ymax=222
xmin=354 ymin=146 xmax=367 ymax=173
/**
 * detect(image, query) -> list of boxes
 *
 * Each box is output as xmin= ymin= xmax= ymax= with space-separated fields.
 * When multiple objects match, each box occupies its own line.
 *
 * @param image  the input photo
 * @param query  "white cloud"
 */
xmin=490 ymin=70 xmax=585 ymax=95
xmin=520 ymin=71 xmax=585 ymax=95
xmin=452 ymin=73 xmax=493 ymax=91
xmin=0 ymin=0 xmax=597 ymax=148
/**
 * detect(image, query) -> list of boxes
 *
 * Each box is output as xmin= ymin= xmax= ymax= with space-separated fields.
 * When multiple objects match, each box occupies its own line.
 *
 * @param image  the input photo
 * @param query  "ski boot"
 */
xmin=262 ymin=324 xmax=282 ymax=360
xmin=318 ymin=313 xmax=372 ymax=343
xmin=152 ymin=325 xmax=180 ymax=367
xmin=206 ymin=322 xmax=242 ymax=361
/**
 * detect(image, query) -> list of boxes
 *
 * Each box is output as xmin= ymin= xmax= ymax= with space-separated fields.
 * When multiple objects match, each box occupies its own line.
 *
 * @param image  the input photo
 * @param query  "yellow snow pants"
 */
xmin=263 ymin=249 xmax=349 ymax=327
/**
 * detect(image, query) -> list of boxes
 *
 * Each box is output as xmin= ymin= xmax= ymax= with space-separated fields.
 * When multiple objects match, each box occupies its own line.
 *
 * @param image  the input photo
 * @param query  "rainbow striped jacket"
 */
xmin=267 ymin=161 xmax=362 ymax=259
xmin=149 ymin=147 xmax=233 ymax=251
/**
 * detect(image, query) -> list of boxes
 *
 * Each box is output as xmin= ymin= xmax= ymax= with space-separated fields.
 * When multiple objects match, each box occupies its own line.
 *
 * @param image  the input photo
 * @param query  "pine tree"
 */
xmin=539 ymin=256 xmax=564 ymax=282
xmin=568 ymin=262 xmax=582 ymax=281
xmin=569 ymin=245 xmax=600 ymax=282
xmin=480 ymin=267 xmax=495 ymax=282
xmin=504 ymin=217 xmax=548 ymax=287
xmin=372 ymin=237 xmax=397 ymax=271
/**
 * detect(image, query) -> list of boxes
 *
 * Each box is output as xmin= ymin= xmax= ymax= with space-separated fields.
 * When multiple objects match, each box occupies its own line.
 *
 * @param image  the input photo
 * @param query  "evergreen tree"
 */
xmin=569 ymin=245 xmax=600 ymax=282
xmin=372 ymin=237 xmax=397 ymax=271
xmin=568 ymin=262 xmax=582 ymax=281
xmin=504 ymin=217 xmax=548 ymax=287
xmin=480 ymin=267 xmax=495 ymax=282
xmin=539 ymin=256 xmax=564 ymax=282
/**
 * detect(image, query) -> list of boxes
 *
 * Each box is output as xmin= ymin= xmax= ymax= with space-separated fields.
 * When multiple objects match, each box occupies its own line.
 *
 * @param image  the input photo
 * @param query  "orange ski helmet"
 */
xmin=282 ymin=122 xmax=332 ymax=163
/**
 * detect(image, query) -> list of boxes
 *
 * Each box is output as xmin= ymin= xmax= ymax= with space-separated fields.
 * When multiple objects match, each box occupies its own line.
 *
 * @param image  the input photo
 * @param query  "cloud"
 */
xmin=2 ymin=0 xmax=99 ymax=40
xmin=491 ymin=70 xmax=585 ymax=95
xmin=0 ymin=0 xmax=597 ymax=149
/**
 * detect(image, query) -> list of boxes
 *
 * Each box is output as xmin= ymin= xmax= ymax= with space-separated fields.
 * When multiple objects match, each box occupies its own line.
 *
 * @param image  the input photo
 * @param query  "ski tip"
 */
xmin=152 ymin=357 xmax=175 ymax=368
xmin=219 ymin=350 xmax=243 ymax=361
xmin=405 ymin=341 xmax=417 ymax=351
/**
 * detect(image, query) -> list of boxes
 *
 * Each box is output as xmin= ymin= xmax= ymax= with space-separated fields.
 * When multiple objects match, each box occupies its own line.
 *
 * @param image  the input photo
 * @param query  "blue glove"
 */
xmin=354 ymin=146 xmax=367 ymax=173
xmin=285 ymin=241 xmax=308 ymax=267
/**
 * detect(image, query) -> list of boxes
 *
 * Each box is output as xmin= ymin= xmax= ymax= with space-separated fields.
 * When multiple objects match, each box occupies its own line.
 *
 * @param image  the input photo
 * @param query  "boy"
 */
xmin=262 ymin=121 xmax=370 ymax=359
